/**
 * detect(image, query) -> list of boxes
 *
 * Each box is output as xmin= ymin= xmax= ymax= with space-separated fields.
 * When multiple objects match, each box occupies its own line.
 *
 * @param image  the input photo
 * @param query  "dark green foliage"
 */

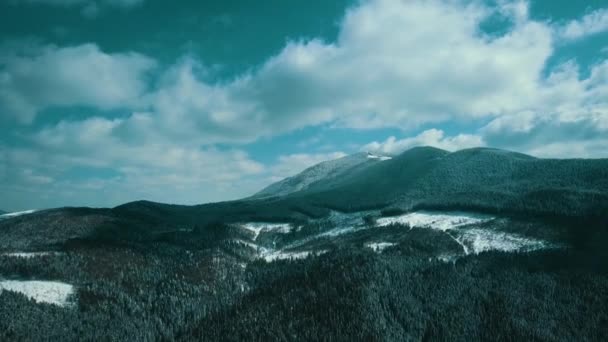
xmin=1 ymin=216 xmax=607 ymax=341
xmin=1 ymin=147 xmax=607 ymax=341
xmin=189 ymin=248 xmax=608 ymax=341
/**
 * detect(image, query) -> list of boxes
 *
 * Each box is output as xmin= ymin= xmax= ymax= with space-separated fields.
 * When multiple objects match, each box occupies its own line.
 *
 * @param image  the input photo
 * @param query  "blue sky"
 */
xmin=1 ymin=0 xmax=607 ymax=211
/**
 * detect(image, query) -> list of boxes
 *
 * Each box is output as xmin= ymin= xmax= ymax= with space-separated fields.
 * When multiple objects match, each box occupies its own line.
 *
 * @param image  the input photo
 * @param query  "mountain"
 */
xmin=251 ymin=152 xmax=389 ymax=199
xmin=255 ymin=146 xmax=608 ymax=218
xmin=1 ymin=146 xmax=607 ymax=341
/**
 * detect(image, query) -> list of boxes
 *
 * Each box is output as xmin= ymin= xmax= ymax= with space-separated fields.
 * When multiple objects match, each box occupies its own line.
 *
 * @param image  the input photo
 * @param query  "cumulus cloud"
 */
xmin=480 ymin=60 xmax=608 ymax=157
xmin=362 ymin=129 xmax=484 ymax=155
xmin=0 ymin=43 xmax=155 ymax=123
xmin=558 ymin=8 xmax=608 ymax=40
xmin=0 ymin=116 xmax=266 ymax=209
xmin=6 ymin=0 xmax=606 ymax=148
xmin=142 ymin=0 xmax=552 ymax=139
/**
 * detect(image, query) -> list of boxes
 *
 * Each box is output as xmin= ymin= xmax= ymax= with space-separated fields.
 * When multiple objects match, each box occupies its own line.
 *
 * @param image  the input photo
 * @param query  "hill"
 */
xmin=252 ymin=146 xmax=608 ymax=219
xmin=1 ymin=146 xmax=607 ymax=341
xmin=251 ymin=152 xmax=386 ymax=199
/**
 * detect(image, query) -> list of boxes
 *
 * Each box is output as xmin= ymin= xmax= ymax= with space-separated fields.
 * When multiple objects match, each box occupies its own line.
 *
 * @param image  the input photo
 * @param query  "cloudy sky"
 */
xmin=1 ymin=0 xmax=607 ymax=211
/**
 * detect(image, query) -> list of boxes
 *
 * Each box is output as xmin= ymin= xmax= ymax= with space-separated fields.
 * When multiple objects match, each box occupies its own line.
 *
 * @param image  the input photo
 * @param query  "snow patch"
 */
xmin=0 ymin=209 xmax=37 ymax=220
xmin=376 ymin=211 xmax=492 ymax=231
xmin=367 ymin=153 xmax=392 ymax=161
xmin=239 ymin=222 xmax=292 ymax=240
xmin=0 ymin=280 xmax=74 ymax=307
xmin=318 ymin=225 xmax=359 ymax=238
xmin=262 ymin=250 xmax=325 ymax=262
xmin=366 ymin=242 xmax=396 ymax=252
xmin=1 ymin=252 xmax=63 ymax=259
xmin=459 ymin=229 xmax=549 ymax=255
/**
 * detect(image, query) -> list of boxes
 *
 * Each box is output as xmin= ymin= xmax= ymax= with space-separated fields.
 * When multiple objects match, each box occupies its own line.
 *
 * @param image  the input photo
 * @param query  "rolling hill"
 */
xmin=1 ymin=146 xmax=607 ymax=341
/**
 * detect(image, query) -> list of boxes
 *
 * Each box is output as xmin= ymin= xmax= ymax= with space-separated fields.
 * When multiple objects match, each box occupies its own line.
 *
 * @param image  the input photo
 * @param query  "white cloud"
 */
xmin=480 ymin=60 xmax=608 ymax=157
xmin=0 ymin=43 xmax=155 ymax=123
xmin=0 ymin=116 xmax=266 ymax=209
xmin=125 ymin=0 xmax=559 ymax=146
xmin=558 ymin=8 xmax=608 ymax=40
xmin=362 ymin=129 xmax=484 ymax=155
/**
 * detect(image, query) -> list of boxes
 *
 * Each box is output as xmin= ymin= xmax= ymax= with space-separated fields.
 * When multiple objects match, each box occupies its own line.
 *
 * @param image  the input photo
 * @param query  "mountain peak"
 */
xmin=252 ymin=152 xmax=386 ymax=199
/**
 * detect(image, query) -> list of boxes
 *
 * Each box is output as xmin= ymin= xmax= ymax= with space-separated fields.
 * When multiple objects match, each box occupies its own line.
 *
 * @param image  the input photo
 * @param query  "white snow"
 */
xmin=367 ymin=153 xmax=392 ymax=161
xmin=366 ymin=242 xmax=396 ymax=252
xmin=234 ymin=211 xmax=556 ymax=263
xmin=376 ymin=211 xmax=493 ymax=231
xmin=231 ymin=239 xmax=260 ymax=250
xmin=239 ymin=222 xmax=292 ymax=240
xmin=1 ymin=252 xmax=62 ymax=258
xmin=458 ymin=229 xmax=549 ymax=255
xmin=374 ymin=211 xmax=551 ymax=255
xmin=0 ymin=209 xmax=37 ymax=220
xmin=262 ymin=250 xmax=325 ymax=262
xmin=0 ymin=280 xmax=74 ymax=307
xmin=318 ymin=225 xmax=359 ymax=238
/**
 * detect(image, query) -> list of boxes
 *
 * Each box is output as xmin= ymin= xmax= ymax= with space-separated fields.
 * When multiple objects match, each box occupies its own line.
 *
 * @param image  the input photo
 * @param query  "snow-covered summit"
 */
xmin=366 ymin=152 xmax=392 ymax=161
xmin=252 ymin=152 xmax=383 ymax=199
xmin=0 ymin=209 xmax=37 ymax=220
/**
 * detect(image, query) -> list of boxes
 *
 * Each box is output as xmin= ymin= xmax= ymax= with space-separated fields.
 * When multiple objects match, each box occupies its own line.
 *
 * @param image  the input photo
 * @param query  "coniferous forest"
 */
xmin=1 ymin=213 xmax=607 ymax=341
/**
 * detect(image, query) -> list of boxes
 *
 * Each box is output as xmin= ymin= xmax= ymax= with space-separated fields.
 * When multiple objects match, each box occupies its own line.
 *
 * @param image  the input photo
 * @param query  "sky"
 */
xmin=0 ymin=0 xmax=607 ymax=211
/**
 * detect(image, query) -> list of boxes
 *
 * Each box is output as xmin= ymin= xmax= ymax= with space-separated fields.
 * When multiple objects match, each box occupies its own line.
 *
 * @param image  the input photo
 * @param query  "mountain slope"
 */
xmin=252 ymin=152 xmax=388 ymax=199
xmin=277 ymin=147 xmax=608 ymax=218
xmin=2 ymin=146 xmax=605 ymax=253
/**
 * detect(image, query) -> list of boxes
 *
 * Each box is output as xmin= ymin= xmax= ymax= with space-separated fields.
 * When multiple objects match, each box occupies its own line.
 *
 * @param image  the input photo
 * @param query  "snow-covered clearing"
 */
xmin=366 ymin=242 xmax=396 ymax=252
xmin=1 ymin=252 xmax=63 ymax=258
xmin=261 ymin=250 xmax=326 ymax=262
xmin=376 ymin=211 xmax=492 ymax=230
xmin=458 ymin=229 xmax=550 ymax=255
xmin=230 ymin=239 xmax=323 ymax=262
xmin=0 ymin=280 xmax=74 ymax=307
xmin=239 ymin=222 xmax=293 ymax=240
xmin=318 ymin=225 xmax=359 ymax=238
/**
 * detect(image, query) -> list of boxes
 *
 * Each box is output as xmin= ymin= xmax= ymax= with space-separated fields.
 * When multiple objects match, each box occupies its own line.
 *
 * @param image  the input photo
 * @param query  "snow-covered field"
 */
xmin=375 ymin=211 xmax=552 ymax=255
xmin=1 ymin=252 xmax=63 ymax=258
xmin=366 ymin=242 xmax=396 ymax=252
xmin=0 ymin=280 xmax=74 ymax=307
xmin=318 ymin=225 xmax=359 ymax=238
xmin=0 ymin=209 xmax=37 ymax=220
xmin=231 ymin=238 xmax=323 ymax=262
xmin=458 ymin=229 xmax=550 ymax=255
xmin=239 ymin=222 xmax=293 ymax=240
xmin=261 ymin=249 xmax=325 ymax=262
xmin=233 ymin=211 xmax=556 ymax=263
xmin=376 ymin=211 xmax=493 ymax=230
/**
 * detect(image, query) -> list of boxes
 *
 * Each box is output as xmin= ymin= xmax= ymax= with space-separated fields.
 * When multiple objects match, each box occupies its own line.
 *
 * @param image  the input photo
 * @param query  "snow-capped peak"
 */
xmin=0 ymin=209 xmax=37 ymax=220
xmin=366 ymin=152 xmax=392 ymax=161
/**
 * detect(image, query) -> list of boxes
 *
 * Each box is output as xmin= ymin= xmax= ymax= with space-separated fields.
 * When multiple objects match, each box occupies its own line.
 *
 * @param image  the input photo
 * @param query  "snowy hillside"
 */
xmin=0 ymin=280 xmax=74 ymax=307
xmin=252 ymin=152 xmax=390 ymax=199
xmin=0 ymin=210 xmax=37 ymax=220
